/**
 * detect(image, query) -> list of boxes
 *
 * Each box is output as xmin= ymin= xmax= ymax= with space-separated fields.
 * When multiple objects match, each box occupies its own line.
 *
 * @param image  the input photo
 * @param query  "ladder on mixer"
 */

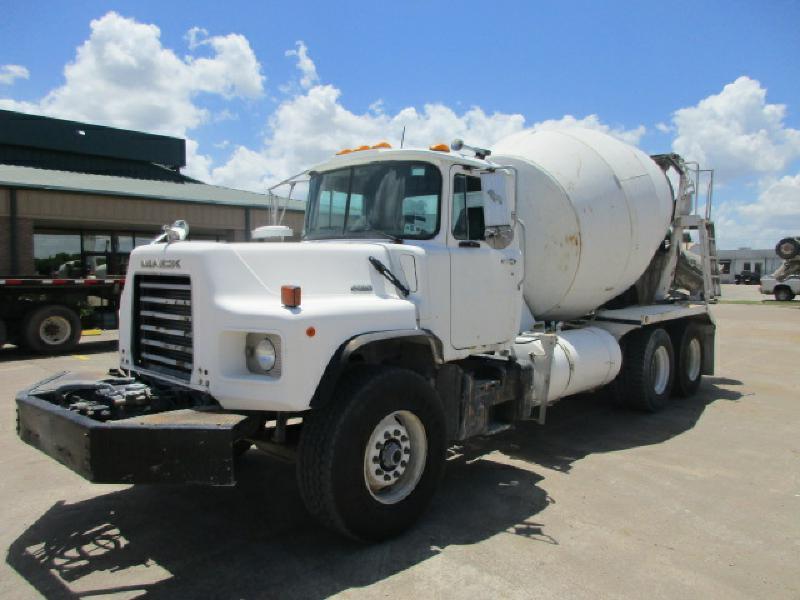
xmin=698 ymin=220 xmax=721 ymax=300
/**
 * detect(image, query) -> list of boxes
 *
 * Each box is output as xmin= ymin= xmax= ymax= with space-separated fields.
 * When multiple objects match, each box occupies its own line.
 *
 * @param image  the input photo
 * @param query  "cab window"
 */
xmin=452 ymin=174 xmax=484 ymax=241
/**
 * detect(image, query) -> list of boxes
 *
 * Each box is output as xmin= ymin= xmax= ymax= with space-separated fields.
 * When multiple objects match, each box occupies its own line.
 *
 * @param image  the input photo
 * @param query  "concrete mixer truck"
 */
xmin=16 ymin=128 xmax=721 ymax=541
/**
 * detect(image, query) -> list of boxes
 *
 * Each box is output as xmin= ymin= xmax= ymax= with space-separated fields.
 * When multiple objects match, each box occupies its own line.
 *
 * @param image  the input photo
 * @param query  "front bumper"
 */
xmin=16 ymin=374 xmax=256 ymax=486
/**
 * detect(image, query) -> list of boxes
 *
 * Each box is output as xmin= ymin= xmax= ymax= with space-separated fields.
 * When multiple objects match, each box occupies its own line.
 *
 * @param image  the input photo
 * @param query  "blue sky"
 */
xmin=1 ymin=0 xmax=799 ymax=248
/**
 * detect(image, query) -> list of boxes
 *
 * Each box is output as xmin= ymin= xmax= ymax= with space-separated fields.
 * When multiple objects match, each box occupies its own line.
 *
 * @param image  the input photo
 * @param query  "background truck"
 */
xmin=17 ymin=128 xmax=720 ymax=541
xmin=0 ymin=276 xmax=123 ymax=353
xmin=759 ymin=236 xmax=800 ymax=301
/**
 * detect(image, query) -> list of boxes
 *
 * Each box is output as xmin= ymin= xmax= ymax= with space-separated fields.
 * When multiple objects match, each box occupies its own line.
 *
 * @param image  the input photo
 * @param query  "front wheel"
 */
xmin=775 ymin=287 xmax=795 ymax=302
xmin=297 ymin=366 xmax=446 ymax=541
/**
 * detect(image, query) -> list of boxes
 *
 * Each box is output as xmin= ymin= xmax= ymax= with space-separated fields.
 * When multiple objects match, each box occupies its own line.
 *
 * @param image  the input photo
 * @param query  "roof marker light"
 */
xmin=336 ymin=148 xmax=353 ymax=155
xmin=352 ymin=145 xmax=371 ymax=152
xmin=371 ymin=141 xmax=392 ymax=149
xmin=429 ymin=143 xmax=450 ymax=152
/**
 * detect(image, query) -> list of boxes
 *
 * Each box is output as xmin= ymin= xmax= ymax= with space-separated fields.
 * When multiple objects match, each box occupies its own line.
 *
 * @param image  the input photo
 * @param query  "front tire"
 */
xmin=775 ymin=287 xmax=795 ymax=302
xmin=297 ymin=366 xmax=446 ymax=541
xmin=618 ymin=327 xmax=675 ymax=412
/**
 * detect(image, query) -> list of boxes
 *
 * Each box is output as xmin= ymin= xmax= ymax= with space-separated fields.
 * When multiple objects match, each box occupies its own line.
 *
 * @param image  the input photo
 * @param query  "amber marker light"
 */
xmin=281 ymin=285 xmax=301 ymax=308
xmin=429 ymin=143 xmax=450 ymax=152
xmin=336 ymin=148 xmax=353 ymax=155
xmin=306 ymin=326 xmax=316 ymax=337
xmin=371 ymin=141 xmax=392 ymax=149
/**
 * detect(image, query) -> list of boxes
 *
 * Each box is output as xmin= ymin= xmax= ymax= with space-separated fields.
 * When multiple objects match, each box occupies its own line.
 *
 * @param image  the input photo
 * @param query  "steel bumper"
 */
xmin=16 ymin=377 xmax=254 ymax=486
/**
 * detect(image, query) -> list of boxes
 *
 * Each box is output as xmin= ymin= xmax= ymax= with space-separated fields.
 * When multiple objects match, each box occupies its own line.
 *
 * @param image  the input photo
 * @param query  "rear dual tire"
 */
xmin=618 ymin=327 xmax=675 ymax=412
xmin=616 ymin=324 xmax=705 ymax=410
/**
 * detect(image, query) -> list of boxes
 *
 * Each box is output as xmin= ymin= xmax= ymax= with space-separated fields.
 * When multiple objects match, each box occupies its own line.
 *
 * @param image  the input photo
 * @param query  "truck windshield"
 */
xmin=304 ymin=161 xmax=441 ymax=240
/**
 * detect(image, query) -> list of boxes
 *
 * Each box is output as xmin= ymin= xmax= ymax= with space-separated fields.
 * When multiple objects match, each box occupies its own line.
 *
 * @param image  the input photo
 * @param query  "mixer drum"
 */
xmin=492 ymin=128 xmax=674 ymax=321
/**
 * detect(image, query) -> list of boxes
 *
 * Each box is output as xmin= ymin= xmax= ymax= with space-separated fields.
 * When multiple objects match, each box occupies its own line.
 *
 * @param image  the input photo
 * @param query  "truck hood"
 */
xmin=129 ymin=240 xmax=421 ymax=303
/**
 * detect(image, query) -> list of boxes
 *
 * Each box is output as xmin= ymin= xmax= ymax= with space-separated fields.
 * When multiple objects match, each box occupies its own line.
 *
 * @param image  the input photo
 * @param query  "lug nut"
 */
xmin=401 ymin=435 xmax=408 ymax=442
xmin=384 ymin=431 xmax=391 ymax=439
xmin=375 ymin=469 xmax=383 ymax=476
xmin=393 ymin=429 xmax=401 ymax=436
xmin=400 ymin=460 xmax=407 ymax=467
xmin=404 ymin=448 xmax=410 ymax=454
xmin=372 ymin=456 xmax=379 ymax=464
xmin=383 ymin=474 xmax=391 ymax=482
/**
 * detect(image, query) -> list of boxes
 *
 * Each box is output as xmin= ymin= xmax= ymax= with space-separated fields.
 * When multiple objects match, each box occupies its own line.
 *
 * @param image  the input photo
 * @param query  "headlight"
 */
xmin=246 ymin=334 xmax=280 ymax=375
xmin=254 ymin=338 xmax=276 ymax=371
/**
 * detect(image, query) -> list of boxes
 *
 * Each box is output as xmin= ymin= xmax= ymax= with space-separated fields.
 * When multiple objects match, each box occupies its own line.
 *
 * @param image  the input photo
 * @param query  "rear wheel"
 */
xmin=23 ymin=305 xmax=82 ymax=354
xmin=775 ymin=287 xmax=795 ymax=302
xmin=618 ymin=327 xmax=675 ymax=412
xmin=674 ymin=324 xmax=704 ymax=397
xmin=297 ymin=366 xmax=446 ymax=541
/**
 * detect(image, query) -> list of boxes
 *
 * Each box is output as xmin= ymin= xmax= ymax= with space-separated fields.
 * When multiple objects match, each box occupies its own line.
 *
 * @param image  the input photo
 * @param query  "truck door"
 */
xmin=449 ymin=166 xmax=521 ymax=349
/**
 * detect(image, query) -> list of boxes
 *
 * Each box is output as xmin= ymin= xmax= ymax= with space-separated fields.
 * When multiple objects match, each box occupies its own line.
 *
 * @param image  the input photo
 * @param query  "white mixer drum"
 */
xmin=492 ymin=128 xmax=674 ymax=321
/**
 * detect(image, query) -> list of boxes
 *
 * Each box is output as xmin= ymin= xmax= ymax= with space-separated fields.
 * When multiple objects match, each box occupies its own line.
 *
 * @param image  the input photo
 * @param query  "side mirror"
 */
xmin=480 ymin=171 xmax=514 ymax=249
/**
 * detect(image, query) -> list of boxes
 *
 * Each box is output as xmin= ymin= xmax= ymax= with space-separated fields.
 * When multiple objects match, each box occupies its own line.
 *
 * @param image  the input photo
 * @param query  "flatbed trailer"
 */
xmin=0 ymin=277 xmax=124 ymax=353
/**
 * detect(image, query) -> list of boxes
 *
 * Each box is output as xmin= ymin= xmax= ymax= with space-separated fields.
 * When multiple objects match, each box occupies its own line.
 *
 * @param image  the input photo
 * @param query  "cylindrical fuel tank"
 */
xmin=513 ymin=327 xmax=622 ymax=403
xmin=492 ymin=128 xmax=674 ymax=321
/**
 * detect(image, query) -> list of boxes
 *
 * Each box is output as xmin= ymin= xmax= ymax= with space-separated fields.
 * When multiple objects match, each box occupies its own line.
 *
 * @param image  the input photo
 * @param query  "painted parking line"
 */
xmin=72 ymin=355 xmax=90 ymax=361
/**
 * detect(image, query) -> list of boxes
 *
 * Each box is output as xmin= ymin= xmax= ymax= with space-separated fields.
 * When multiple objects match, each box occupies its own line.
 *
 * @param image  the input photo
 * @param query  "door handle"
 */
xmin=501 ymin=258 xmax=517 ymax=265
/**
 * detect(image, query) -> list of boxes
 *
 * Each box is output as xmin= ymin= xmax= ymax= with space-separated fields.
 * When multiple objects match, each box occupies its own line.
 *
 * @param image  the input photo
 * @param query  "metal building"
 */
xmin=0 ymin=110 xmax=304 ymax=278
xmin=717 ymin=248 xmax=783 ymax=283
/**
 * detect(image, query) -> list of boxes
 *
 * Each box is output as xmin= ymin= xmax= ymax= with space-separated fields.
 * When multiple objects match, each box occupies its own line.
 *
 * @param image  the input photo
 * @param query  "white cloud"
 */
xmin=285 ymin=41 xmax=319 ymax=90
xmin=715 ymin=173 xmax=800 ymax=248
xmin=0 ymin=12 xmax=264 ymax=137
xmin=671 ymin=76 xmax=800 ymax=183
xmin=525 ymin=114 xmax=646 ymax=146
xmin=182 ymin=138 xmax=214 ymax=182
xmin=209 ymin=42 xmax=645 ymax=191
xmin=0 ymin=64 xmax=29 ymax=85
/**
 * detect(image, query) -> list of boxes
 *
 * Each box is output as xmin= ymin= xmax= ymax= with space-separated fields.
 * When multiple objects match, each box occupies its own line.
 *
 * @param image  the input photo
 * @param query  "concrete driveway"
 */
xmin=0 ymin=304 xmax=798 ymax=599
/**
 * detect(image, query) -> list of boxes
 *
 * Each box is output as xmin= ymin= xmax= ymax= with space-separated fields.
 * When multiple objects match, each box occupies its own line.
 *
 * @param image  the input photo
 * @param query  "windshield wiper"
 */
xmin=368 ymin=256 xmax=410 ymax=297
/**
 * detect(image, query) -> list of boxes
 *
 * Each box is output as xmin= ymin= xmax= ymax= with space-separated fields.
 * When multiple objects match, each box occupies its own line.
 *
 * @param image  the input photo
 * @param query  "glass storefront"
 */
xmin=33 ymin=229 xmax=224 ymax=277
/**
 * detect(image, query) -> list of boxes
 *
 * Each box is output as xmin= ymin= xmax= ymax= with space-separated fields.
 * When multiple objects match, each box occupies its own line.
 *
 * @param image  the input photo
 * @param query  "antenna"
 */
xmin=400 ymin=126 xmax=406 ymax=149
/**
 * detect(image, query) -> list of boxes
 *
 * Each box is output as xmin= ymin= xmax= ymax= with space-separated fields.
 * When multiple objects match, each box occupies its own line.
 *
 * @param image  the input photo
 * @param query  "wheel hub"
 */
xmin=363 ymin=411 xmax=427 ymax=504
xmin=39 ymin=316 xmax=71 ymax=345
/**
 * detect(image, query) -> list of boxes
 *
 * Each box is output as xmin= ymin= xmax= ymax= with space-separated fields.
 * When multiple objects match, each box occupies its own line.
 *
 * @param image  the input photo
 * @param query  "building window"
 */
xmin=33 ymin=233 xmax=83 ymax=277
xmin=719 ymin=260 xmax=731 ymax=275
xmin=743 ymin=262 xmax=751 ymax=271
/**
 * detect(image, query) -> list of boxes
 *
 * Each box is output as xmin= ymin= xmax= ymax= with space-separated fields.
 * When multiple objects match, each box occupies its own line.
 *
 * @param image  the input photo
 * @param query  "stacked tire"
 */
xmin=775 ymin=237 xmax=800 ymax=260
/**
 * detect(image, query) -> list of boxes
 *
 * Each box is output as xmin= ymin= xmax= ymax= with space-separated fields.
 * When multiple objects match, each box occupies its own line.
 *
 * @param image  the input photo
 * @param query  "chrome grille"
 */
xmin=133 ymin=275 xmax=193 ymax=381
